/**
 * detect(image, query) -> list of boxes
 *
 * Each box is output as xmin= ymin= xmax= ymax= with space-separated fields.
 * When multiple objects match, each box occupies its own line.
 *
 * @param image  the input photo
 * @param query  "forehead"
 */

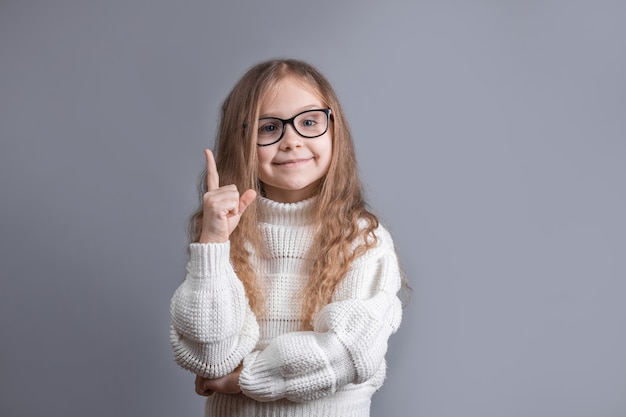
xmin=259 ymin=76 xmax=324 ymax=115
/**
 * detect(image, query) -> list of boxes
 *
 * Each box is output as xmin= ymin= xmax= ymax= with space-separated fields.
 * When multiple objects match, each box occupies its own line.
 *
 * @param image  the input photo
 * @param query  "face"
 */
xmin=256 ymin=76 xmax=332 ymax=203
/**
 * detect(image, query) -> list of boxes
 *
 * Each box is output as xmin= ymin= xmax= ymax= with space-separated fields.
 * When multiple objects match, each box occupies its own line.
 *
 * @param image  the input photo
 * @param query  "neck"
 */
xmin=256 ymin=196 xmax=317 ymax=226
xmin=261 ymin=181 xmax=321 ymax=203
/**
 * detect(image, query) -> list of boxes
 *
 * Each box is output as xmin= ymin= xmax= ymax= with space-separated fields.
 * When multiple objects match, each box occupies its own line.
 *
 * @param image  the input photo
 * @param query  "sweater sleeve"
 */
xmin=170 ymin=241 xmax=260 ymax=378
xmin=238 ymin=227 xmax=403 ymax=402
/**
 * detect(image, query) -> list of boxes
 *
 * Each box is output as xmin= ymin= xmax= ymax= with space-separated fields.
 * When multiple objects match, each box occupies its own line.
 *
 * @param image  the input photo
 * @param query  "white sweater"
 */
xmin=170 ymin=197 xmax=403 ymax=417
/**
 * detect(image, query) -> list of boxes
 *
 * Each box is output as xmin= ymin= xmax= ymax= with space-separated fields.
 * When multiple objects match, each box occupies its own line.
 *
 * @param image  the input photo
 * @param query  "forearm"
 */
xmin=170 ymin=242 xmax=260 ymax=378
xmin=239 ymin=241 xmax=403 ymax=402
xmin=239 ymin=293 xmax=400 ymax=402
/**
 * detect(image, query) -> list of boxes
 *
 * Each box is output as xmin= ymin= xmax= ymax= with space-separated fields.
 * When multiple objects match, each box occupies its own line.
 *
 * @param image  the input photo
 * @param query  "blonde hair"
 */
xmin=189 ymin=59 xmax=380 ymax=329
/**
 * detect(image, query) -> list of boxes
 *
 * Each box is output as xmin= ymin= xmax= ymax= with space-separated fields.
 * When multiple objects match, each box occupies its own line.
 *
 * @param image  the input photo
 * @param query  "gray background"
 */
xmin=1 ymin=1 xmax=625 ymax=416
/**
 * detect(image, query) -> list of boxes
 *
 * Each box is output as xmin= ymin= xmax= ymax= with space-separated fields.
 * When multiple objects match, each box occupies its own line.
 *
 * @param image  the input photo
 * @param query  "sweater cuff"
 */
xmin=238 ymin=333 xmax=356 ymax=402
xmin=188 ymin=242 xmax=233 ymax=278
xmin=239 ymin=345 xmax=286 ymax=401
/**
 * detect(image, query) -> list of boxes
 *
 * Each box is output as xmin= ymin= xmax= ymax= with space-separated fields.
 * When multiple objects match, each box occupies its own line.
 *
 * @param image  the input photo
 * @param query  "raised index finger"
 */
xmin=205 ymin=149 xmax=219 ymax=191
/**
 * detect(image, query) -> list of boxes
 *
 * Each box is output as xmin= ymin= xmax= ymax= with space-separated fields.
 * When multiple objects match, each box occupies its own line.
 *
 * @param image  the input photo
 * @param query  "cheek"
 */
xmin=256 ymin=148 xmax=271 ymax=166
xmin=318 ymin=137 xmax=333 ymax=166
xmin=256 ymin=148 xmax=274 ymax=182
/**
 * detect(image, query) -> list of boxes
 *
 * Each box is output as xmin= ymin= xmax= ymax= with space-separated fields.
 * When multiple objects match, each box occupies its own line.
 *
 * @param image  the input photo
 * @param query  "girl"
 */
xmin=170 ymin=58 xmax=408 ymax=417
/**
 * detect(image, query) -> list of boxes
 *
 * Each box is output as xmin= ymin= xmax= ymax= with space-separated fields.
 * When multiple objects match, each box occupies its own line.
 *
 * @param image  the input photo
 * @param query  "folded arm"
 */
xmin=238 ymin=227 xmax=403 ymax=402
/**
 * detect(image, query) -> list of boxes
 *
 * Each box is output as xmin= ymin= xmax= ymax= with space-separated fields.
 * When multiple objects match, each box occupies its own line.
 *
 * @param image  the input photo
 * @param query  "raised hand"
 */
xmin=199 ymin=149 xmax=257 ymax=243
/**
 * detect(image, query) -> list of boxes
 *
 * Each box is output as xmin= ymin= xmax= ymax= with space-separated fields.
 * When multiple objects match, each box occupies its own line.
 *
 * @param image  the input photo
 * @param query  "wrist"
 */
xmin=188 ymin=241 xmax=232 ymax=277
xmin=198 ymin=232 xmax=228 ymax=244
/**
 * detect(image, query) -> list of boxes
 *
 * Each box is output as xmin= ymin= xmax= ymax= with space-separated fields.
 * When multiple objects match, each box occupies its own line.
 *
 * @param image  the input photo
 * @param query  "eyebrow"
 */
xmin=259 ymin=104 xmax=323 ymax=119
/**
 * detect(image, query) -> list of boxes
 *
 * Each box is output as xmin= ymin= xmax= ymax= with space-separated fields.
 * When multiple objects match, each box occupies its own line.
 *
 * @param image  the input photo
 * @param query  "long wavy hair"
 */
xmin=188 ymin=59 xmax=383 ymax=329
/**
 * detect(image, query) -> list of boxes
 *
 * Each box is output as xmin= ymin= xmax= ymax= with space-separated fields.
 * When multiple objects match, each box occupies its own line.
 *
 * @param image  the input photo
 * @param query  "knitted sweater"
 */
xmin=170 ymin=197 xmax=403 ymax=417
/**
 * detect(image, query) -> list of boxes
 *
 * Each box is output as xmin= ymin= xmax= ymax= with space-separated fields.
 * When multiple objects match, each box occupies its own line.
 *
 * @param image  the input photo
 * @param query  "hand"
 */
xmin=195 ymin=365 xmax=243 ymax=396
xmin=199 ymin=149 xmax=256 ymax=243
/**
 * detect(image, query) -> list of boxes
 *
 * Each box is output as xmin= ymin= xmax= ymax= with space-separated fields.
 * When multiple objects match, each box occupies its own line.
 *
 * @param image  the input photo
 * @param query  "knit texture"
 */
xmin=170 ymin=197 xmax=403 ymax=417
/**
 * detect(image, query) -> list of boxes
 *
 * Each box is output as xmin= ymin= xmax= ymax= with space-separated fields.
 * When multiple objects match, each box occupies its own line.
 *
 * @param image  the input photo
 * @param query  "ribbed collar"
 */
xmin=256 ymin=196 xmax=317 ymax=226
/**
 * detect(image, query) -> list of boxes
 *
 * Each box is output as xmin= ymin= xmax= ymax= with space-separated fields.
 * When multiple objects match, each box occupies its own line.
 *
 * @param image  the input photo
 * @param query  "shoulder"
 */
xmin=333 ymin=222 xmax=401 ymax=300
xmin=352 ymin=221 xmax=396 ymax=263
xmin=353 ymin=220 xmax=394 ymax=254
xmin=372 ymin=223 xmax=394 ymax=247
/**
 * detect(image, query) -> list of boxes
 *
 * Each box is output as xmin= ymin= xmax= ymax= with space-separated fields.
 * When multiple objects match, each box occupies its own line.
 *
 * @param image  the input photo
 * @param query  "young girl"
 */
xmin=170 ymin=58 xmax=408 ymax=417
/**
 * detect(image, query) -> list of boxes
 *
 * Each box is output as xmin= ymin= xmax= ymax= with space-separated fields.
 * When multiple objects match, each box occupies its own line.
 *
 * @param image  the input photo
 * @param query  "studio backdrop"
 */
xmin=1 ymin=1 xmax=625 ymax=416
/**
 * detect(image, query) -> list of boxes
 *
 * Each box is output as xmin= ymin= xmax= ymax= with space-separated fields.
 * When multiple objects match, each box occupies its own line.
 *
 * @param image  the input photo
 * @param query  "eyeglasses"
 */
xmin=256 ymin=108 xmax=332 ymax=146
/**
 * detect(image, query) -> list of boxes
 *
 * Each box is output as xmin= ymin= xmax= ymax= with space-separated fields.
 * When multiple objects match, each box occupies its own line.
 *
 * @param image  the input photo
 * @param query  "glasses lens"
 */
xmin=256 ymin=109 xmax=330 ymax=145
xmin=294 ymin=110 xmax=328 ymax=138
xmin=257 ymin=119 xmax=283 ymax=145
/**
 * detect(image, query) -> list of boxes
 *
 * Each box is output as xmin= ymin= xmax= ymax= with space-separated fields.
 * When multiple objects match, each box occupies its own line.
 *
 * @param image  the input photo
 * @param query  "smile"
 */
xmin=273 ymin=157 xmax=313 ymax=166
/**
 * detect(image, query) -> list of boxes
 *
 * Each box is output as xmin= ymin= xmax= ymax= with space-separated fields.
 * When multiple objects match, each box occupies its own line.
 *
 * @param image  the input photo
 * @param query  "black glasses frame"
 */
xmin=256 ymin=108 xmax=332 ymax=146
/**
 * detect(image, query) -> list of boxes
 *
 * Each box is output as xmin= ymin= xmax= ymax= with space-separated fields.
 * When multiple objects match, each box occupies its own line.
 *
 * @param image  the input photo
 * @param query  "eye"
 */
xmin=258 ymin=120 xmax=281 ymax=135
xmin=301 ymin=119 xmax=317 ymax=127
xmin=298 ymin=111 xmax=326 ymax=131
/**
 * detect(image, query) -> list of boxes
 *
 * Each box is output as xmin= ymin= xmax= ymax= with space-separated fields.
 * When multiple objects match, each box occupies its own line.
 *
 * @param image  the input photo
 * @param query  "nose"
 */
xmin=279 ymin=122 xmax=303 ymax=149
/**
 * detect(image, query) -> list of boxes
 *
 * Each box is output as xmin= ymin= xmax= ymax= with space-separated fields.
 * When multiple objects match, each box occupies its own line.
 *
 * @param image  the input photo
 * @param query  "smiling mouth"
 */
xmin=273 ymin=157 xmax=313 ymax=166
